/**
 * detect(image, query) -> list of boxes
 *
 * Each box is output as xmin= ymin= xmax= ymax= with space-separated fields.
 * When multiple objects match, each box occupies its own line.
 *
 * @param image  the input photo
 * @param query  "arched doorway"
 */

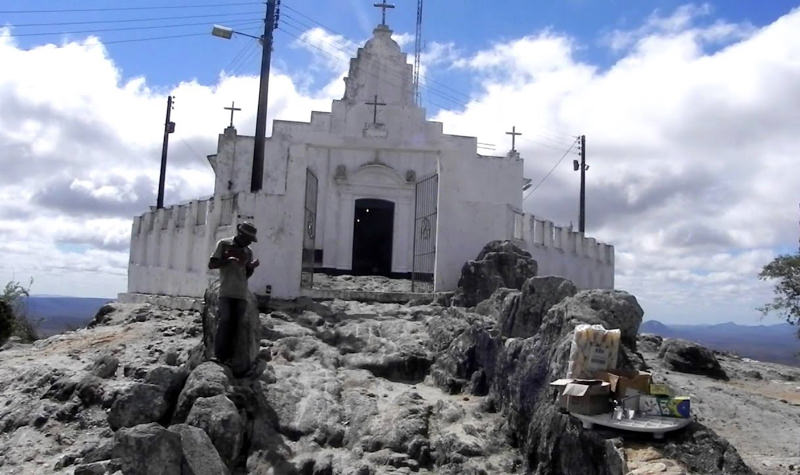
xmin=352 ymin=198 xmax=394 ymax=276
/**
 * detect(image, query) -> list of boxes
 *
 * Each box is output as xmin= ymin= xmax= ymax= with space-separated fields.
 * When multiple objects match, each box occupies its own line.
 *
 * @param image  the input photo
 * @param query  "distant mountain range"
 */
xmin=20 ymin=296 xmax=113 ymax=337
xmin=640 ymin=320 xmax=800 ymax=367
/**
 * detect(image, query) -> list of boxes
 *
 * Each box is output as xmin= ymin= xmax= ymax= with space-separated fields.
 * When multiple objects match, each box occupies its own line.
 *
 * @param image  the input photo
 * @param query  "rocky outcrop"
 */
xmin=452 ymin=240 xmax=538 ymax=307
xmin=479 ymin=276 xmax=578 ymax=338
xmin=0 ymin=259 xmax=766 ymax=474
xmin=429 ymin=288 xmax=754 ymax=474
xmin=112 ymin=422 xmax=182 ymax=475
xmin=659 ymin=338 xmax=729 ymax=380
xmin=107 ymin=383 xmax=170 ymax=429
xmin=168 ymin=423 xmax=230 ymax=475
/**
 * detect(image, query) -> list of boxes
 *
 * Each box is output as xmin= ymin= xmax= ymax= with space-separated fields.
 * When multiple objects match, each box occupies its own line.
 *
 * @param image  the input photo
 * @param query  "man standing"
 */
xmin=208 ymin=222 xmax=260 ymax=365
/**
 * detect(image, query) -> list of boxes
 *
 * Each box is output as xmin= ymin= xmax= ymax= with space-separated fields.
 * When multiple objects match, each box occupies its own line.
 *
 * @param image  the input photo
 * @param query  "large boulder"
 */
xmin=496 ymin=276 xmax=578 ymax=338
xmin=89 ymin=352 xmax=119 ymax=379
xmin=173 ymin=361 xmax=230 ymax=422
xmin=112 ymin=422 xmax=182 ymax=475
xmin=202 ymin=279 xmax=261 ymax=377
xmin=185 ymin=394 xmax=244 ymax=466
xmin=659 ymin=338 xmax=729 ymax=380
xmin=107 ymin=383 xmax=170 ymax=430
xmin=168 ymin=423 xmax=230 ymax=475
xmin=452 ymin=240 xmax=538 ymax=308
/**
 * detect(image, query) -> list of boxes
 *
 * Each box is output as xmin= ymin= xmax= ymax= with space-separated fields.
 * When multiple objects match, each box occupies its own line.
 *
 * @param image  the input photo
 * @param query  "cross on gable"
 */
xmin=506 ymin=126 xmax=522 ymax=152
xmin=366 ymin=94 xmax=386 ymax=125
xmin=373 ymin=1 xmax=395 ymax=26
xmin=224 ymin=101 xmax=242 ymax=128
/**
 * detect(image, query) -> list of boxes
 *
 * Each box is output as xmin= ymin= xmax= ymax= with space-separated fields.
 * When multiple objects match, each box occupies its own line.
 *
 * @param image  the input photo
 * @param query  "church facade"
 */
xmin=126 ymin=23 xmax=614 ymax=299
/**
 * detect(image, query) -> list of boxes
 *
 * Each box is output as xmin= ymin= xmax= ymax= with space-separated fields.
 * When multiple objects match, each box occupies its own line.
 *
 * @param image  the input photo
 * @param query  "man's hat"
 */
xmin=237 ymin=222 xmax=258 ymax=242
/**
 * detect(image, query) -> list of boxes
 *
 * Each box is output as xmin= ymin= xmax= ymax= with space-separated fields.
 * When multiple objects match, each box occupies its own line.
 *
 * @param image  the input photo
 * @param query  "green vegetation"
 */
xmin=758 ymin=250 xmax=800 ymax=336
xmin=0 ymin=279 xmax=39 ymax=345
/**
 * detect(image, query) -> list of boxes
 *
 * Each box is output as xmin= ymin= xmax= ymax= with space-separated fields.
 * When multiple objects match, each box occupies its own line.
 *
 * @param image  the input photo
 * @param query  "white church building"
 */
xmin=125 ymin=21 xmax=614 ymax=300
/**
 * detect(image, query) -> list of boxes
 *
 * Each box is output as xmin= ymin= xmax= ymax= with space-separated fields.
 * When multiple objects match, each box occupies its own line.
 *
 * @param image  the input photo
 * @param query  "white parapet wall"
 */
xmin=128 ymin=193 xmax=236 ymax=298
xmin=512 ymin=212 xmax=614 ymax=290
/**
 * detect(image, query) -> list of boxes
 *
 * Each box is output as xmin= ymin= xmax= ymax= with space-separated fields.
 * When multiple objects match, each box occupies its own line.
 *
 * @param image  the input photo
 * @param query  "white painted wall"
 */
xmin=125 ymin=22 xmax=615 ymax=299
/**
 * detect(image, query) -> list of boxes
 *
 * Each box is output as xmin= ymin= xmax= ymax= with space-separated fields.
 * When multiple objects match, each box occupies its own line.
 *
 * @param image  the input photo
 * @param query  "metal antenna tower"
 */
xmin=413 ymin=0 xmax=423 ymax=106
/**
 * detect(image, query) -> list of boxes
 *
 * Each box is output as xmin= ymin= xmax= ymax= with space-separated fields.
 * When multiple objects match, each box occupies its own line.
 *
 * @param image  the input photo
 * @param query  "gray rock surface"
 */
xmin=168 ymin=423 xmax=230 ymax=475
xmin=492 ymin=276 xmax=578 ymax=338
xmin=186 ymin=394 xmax=243 ymax=465
xmin=452 ymin=240 xmax=538 ymax=307
xmin=660 ymin=338 xmax=729 ymax=380
xmin=112 ymin=422 xmax=181 ymax=475
xmin=173 ymin=361 xmax=230 ymax=422
xmin=107 ymin=383 xmax=169 ymax=429
xmin=1 ymin=272 xmax=792 ymax=474
xmin=90 ymin=352 xmax=119 ymax=378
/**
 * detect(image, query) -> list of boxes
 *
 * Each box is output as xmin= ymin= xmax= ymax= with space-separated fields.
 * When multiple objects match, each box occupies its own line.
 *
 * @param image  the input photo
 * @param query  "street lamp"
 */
xmin=211 ymin=25 xmax=261 ymax=42
xmin=210 ymin=0 xmax=277 ymax=192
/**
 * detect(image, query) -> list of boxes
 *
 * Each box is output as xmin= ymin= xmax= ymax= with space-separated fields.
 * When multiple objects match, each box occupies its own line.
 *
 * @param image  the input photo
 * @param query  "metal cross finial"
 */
xmin=224 ymin=101 xmax=242 ymax=127
xmin=373 ymin=1 xmax=395 ymax=26
xmin=366 ymin=94 xmax=386 ymax=124
xmin=506 ymin=126 xmax=522 ymax=152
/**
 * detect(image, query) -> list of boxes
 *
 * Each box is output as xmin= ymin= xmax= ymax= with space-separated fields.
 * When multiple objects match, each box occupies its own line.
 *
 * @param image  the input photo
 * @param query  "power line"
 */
xmin=276 ymin=18 xmax=577 ymax=152
xmin=7 ymin=12 xmax=260 ymax=28
xmin=101 ymin=32 xmax=213 ymax=45
xmin=6 ymin=19 xmax=262 ymax=38
xmin=524 ymin=138 xmax=579 ymax=200
xmin=274 ymin=7 xmax=577 ymax=146
xmin=0 ymin=2 xmax=262 ymax=14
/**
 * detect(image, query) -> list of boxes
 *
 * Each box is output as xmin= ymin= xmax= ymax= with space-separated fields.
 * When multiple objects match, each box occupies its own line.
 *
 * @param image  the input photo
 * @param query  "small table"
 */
xmin=572 ymin=412 xmax=691 ymax=440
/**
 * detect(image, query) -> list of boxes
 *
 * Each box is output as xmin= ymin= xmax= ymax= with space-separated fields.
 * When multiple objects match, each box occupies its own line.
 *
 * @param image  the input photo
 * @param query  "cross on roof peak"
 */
xmin=224 ymin=101 xmax=242 ymax=128
xmin=506 ymin=126 xmax=522 ymax=152
xmin=373 ymin=1 xmax=395 ymax=26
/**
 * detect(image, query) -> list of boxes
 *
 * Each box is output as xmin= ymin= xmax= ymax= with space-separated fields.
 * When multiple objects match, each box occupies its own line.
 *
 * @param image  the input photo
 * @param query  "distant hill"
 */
xmin=640 ymin=320 xmax=800 ymax=367
xmin=20 ymin=296 xmax=113 ymax=337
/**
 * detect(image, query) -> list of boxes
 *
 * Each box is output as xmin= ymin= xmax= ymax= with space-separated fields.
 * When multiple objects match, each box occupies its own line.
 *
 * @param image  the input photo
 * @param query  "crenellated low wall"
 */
xmin=510 ymin=210 xmax=614 ymax=289
xmin=127 ymin=193 xmax=248 ymax=298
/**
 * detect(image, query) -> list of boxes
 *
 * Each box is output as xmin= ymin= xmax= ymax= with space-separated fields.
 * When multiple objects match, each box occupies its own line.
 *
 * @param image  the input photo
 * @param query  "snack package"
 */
xmin=649 ymin=383 xmax=672 ymax=396
xmin=566 ymin=325 xmax=621 ymax=379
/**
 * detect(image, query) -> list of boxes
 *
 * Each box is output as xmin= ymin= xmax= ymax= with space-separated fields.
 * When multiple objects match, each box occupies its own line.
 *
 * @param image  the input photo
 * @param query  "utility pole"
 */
xmin=251 ymin=0 xmax=278 ymax=193
xmin=579 ymin=135 xmax=586 ymax=233
xmin=156 ymin=95 xmax=175 ymax=209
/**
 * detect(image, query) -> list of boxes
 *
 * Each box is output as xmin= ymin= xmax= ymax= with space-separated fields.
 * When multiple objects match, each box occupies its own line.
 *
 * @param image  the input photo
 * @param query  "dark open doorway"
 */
xmin=352 ymin=198 xmax=394 ymax=276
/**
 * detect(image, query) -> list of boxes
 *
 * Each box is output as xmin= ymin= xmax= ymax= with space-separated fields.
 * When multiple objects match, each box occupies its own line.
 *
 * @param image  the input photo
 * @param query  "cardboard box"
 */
xmin=551 ymin=379 xmax=612 ymax=415
xmin=596 ymin=370 xmax=652 ymax=399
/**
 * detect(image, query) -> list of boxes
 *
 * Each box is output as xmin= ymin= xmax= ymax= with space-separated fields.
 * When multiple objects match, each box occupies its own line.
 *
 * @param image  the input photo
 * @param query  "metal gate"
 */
xmin=411 ymin=173 xmax=437 ymax=292
xmin=301 ymin=168 xmax=318 ymax=288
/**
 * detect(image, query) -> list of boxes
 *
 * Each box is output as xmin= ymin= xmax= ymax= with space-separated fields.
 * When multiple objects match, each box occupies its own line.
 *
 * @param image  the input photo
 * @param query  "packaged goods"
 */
xmin=639 ymin=395 xmax=691 ymax=418
xmin=596 ymin=369 xmax=652 ymax=399
xmin=566 ymin=325 xmax=621 ymax=379
xmin=659 ymin=396 xmax=691 ymax=418
xmin=550 ymin=379 xmax=611 ymax=415
xmin=649 ymin=383 xmax=672 ymax=396
xmin=638 ymin=395 xmax=662 ymax=416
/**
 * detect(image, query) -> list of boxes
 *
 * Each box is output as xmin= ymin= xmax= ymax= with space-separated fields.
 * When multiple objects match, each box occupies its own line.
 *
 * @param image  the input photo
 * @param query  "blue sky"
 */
xmin=1 ymin=1 xmax=799 ymax=326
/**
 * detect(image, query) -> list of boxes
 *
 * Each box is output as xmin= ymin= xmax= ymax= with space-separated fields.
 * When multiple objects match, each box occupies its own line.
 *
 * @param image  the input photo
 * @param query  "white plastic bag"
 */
xmin=566 ymin=324 xmax=620 ymax=379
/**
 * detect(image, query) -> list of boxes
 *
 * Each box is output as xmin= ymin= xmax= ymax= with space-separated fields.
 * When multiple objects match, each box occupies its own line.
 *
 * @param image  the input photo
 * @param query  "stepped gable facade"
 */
xmin=126 ymin=21 xmax=614 ymax=299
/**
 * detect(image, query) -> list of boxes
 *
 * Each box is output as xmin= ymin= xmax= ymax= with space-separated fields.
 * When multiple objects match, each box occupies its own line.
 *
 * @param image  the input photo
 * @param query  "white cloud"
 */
xmin=434 ymin=6 xmax=800 ymax=324
xmin=1 ymin=7 xmax=798 ymax=326
xmin=0 ymin=27 xmax=339 ymax=297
